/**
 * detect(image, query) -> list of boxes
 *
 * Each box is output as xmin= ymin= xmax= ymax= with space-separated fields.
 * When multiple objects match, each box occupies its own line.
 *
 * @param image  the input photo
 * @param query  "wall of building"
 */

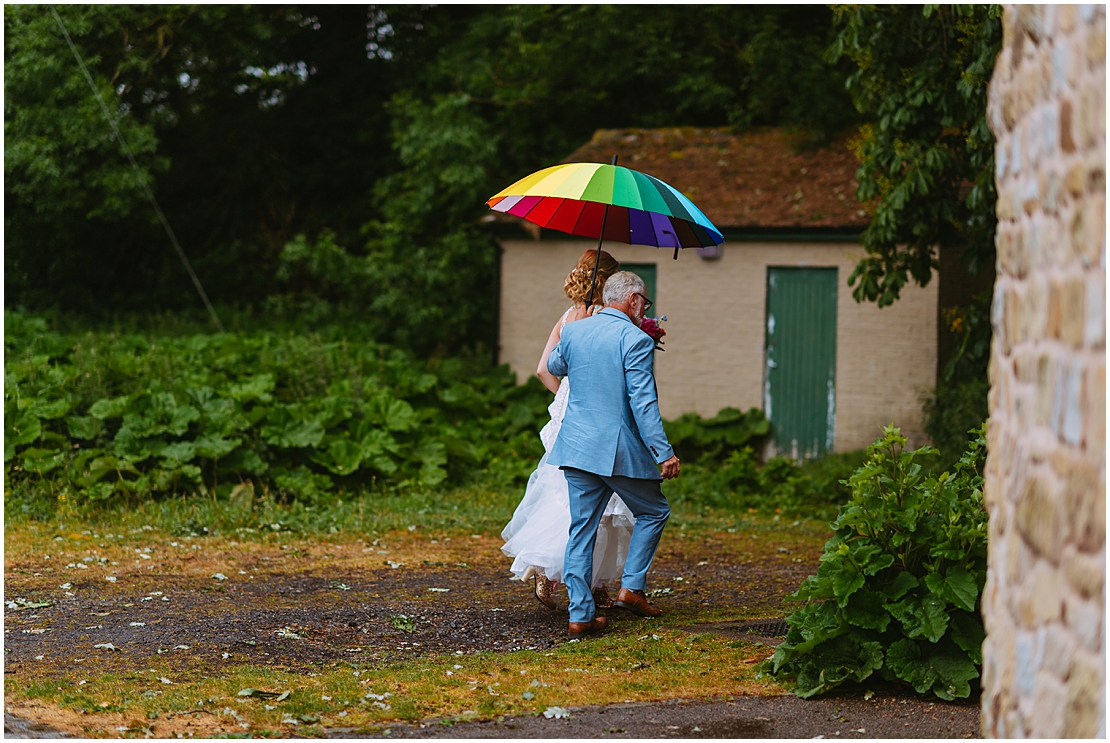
xmin=498 ymin=237 xmax=937 ymax=452
xmin=981 ymin=4 xmax=1105 ymax=738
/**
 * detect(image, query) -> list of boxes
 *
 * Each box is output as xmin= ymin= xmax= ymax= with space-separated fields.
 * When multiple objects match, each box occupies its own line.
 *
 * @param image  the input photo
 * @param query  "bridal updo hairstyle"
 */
xmin=564 ymin=249 xmax=620 ymax=306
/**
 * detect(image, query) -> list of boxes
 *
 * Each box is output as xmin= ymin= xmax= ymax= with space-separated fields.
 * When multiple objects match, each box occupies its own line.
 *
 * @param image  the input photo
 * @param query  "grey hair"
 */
xmin=603 ymin=270 xmax=646 ymax=305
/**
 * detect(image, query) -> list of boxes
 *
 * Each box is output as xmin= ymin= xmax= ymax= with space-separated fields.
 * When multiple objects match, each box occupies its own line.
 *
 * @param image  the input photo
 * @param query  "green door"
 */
xmin=764 ymin=267 xmax=838 ymax=459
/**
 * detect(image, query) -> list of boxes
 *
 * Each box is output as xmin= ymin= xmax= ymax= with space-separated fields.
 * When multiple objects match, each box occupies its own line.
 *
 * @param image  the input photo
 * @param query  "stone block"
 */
xmin=1014 ymin=629 xmax=1043 ymax=696
xmin=1084 ymin=360 xmax=1104 ymax=454
xmin=1061 ymin=545 xmax=1105 ymax=599
xmin=1078 ymin=85 xmax=1104 ymax=149
xmin=1012 ymin=515 xmax=1037 ymax=584
xmin=1057 ymin=3 xmax=1077 ymax=34
xmin=1060 ymin=359 xmax=1084 ymax=444
xmin=1084 ymin=273 xmax=1105 ymax=347
xmin=1088 ymin=23 xmax=1106 ymax=65
xmin=1017 ymin=559 xmax=1063 ymax=626
xmin=1025 ymin=271 xmax=1048 ymax=338
xmin=1089 ymin=160 xmax=1107 ymax=195
xmin=1023 ymin=170 xmax=1042 ymax=213
xmin=1059 ymin=275 xmax=1087 ymax=347
xmin=1066 ymin=160 xmax=1086 ymax=194
xmin=998 ymin=186 xmax=1018 ymax=219
xmin=997 ymin=223 xmax=1018 ymax=276
xmin=1040 ymin=623 xmax=1079 ymax=682
xmin=1000 ymin=87 xmax=1018 ymax=133
xmin=1060 ymin=98 xmax=1077 ymax=152
xmin=1045 ymin=276 xmax=1065 ymax=339
xmin=1034 ymin=352 xmax=1055 ymax=425
xmin=1070 ymin=195 xmax=1105 ymax=266
xmin=1039 ymin=168 xmax=1064 ymax=213
xmin=1030 ymin=671 xmax=1069 ymax=737
xmin=1064 ymin=592 xmax=1103 ymax=654
xmin=1013 ymin=347 xmax=1037 ymax=383
xmin=1063 ymin=654 xmax=1103 ymax=737
xmin=1017 ymin=5 xmax=1046 ymax=42
xmin=1063 ymin=455 xmax=1105 ymax=551
xmin=1015 ymin=471 xmax=1062 ymax=558
xmin=1036 ymin=48 xmax=1053 ymax=102
xmin=1017 ymin=68 xmax=1038 ymax=129
xmin=1050 ymin=353 xmax=1068 ymax=439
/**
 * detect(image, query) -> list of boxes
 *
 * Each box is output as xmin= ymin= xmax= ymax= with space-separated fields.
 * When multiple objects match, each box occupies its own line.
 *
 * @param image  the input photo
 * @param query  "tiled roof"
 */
xmin=562 ymin=127 xmax=868 ymax=230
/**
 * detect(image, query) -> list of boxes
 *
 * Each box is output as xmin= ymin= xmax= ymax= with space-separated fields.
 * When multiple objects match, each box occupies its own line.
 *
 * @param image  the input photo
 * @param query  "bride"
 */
xmin=501 ymin=249 xmax=636 ymax=610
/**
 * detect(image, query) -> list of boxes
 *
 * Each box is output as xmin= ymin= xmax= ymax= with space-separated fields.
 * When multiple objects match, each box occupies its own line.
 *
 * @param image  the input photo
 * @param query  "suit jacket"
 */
xmin=546 ymin=307 xmax=674 ymax=480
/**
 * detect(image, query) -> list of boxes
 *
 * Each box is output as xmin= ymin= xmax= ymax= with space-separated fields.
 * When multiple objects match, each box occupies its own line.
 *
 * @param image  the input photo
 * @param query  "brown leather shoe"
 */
xmin=613 ymin=588 xmax=663 ymax=617
xmin=567 ymin=616 xmax=608 ymax=639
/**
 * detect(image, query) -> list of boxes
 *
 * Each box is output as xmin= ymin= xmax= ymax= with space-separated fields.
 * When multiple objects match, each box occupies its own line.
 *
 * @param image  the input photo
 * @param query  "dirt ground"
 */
xmin=4 ymin=523 xmax=981 ymax=738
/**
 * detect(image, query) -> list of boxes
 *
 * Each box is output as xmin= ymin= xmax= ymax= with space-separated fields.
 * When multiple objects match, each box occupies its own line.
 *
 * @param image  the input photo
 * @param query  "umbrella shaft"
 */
xmin=586 ymin=155 xmax=619 ymax=307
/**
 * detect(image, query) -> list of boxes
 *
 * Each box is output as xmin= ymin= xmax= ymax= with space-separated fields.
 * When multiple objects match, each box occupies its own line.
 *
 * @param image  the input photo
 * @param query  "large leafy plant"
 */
xmin=766 ymin=424 xmax=987 ymax=700
xmin=4 ymin=311 xmax=550 ymax=507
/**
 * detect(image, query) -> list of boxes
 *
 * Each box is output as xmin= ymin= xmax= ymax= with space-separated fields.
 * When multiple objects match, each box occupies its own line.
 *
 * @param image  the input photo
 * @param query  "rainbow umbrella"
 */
xmin=487 ymin=160 xmax=723 ymax=252
xmin=487 ymin=157 xmax=723 ymax=305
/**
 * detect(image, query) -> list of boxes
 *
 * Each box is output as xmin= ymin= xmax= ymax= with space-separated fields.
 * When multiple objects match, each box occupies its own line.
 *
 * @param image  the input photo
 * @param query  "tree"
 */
xmin=829 ymin=5 xmax=1003 ymax=457
xmin=5 ymin=5 xmax=397 ymax=315
xmin=279 ymin=4 xmax=859 ymax=354
xmin=7 ymin=5 xmax=857 ymax=353
xmin=830 ymin=4 xmax=1003 ymax=307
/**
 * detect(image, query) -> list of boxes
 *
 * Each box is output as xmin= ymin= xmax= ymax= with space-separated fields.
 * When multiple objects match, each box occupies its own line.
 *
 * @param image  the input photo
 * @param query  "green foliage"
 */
xmin=924 ymin=291 xmax=992 ymax=469
xmin=660 ymin=406 xmax=865 ymax=516
xmin=7 ymin=5 xmax=856 ymax=353
xmin=663 ymin=407 xmax=770 ymax=464
xmin=6 ymin=4 xmax=395 ymax=316
xmin=4 ymin=311 xmax=550 ymax=508
xmin=830 ymin=5 xmax=1002 ymax=307
xmin=765 ymin=424 xmax=987 ymax=700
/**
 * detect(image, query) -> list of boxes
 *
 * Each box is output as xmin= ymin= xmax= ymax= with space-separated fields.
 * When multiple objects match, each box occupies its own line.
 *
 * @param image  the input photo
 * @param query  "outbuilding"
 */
xmin=492 ymin=127 xmax=938 ymax=457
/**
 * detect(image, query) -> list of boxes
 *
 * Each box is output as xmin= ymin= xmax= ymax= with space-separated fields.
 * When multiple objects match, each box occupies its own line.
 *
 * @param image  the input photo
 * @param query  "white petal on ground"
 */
xmin=543 ymin=706 xmax=570 ymax=719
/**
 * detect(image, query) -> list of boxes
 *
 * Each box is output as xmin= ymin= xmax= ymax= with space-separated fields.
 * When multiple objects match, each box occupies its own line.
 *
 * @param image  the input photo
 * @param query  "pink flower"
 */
xmin=640 ymin=316 xmax=666 ymax=349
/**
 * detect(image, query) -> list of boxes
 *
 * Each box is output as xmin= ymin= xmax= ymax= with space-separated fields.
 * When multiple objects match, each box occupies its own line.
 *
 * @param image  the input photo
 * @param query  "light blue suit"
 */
xmin=547 ymin=308 xmax=674 ymax=622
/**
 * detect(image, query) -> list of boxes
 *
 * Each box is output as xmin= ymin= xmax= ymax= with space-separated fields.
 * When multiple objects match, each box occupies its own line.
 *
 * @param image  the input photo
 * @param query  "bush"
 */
xmin=661 ymin=405 xmax=866 ymax=516
xmin=663 ymin=407 xmax=770 ymax=464
xmin=765 ymin=424 xmax=987 ymax=700
xmin=4 ymin=311 xmax=550 ymax=509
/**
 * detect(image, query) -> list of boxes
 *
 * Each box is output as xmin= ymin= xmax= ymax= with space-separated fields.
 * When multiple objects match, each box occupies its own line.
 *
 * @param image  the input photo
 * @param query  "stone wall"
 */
xmin=982 ymin=4 xmax=1105 ymax=738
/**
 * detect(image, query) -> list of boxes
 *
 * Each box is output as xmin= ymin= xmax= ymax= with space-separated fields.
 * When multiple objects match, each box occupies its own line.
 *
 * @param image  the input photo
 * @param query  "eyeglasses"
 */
xmin=634 ymin=293 xmax=653 ymax=312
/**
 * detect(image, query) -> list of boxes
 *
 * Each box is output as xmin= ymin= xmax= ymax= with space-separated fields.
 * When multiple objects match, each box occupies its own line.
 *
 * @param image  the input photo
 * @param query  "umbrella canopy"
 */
xmin=487 ymin=162 xmax=723 ymax=249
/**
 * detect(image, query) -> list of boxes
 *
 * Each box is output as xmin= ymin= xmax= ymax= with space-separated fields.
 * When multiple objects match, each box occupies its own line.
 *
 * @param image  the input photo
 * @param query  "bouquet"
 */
xmin=640 ymin=315 xmax=667 ymax=351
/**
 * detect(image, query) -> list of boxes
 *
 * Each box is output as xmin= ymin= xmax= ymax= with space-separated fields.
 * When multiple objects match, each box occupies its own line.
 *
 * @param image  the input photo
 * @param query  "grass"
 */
xmin=4 ymin=484 xmax=832 ymax=737
xmin=6 ymin=632 xmax=778 ymax=738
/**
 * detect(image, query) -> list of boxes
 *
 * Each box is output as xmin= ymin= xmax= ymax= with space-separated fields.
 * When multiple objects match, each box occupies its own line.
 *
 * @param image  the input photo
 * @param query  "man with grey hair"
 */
xmin=546 ymin=270 xmax=680 ymax=639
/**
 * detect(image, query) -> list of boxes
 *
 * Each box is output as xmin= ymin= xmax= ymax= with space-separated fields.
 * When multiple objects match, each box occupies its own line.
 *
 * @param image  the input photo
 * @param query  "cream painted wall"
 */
xmin=499 ymin=238 xmax=938 ymax=452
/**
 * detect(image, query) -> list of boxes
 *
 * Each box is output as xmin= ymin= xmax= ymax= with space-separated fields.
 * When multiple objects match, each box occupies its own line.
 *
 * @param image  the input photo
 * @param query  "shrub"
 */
xmin=4 ymin=311 xmax=550 ymax=509
xmin=663 ymin=406 xmax=770 ymax=464
xmin=765 ymin=424 xmax=987 ymax=700
xmin=663 ymin=436 xmax=866 ymax=517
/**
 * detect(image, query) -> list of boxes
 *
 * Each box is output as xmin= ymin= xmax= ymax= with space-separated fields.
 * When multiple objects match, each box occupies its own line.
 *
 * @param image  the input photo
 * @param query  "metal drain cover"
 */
xmin=742 ymin=620 xmax=789 ymax=637
xmin=678 ymin=618 xmax=790 ymax=646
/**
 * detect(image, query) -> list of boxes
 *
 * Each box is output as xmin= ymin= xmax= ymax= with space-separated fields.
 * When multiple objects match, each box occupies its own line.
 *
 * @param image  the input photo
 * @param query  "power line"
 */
xmin=49 ymin=5 xmax=225 ymax=332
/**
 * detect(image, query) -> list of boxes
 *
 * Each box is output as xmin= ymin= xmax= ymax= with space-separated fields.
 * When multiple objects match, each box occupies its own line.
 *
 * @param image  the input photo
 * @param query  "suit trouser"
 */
xmin=562 ymin=468 xmax=670 ymax=623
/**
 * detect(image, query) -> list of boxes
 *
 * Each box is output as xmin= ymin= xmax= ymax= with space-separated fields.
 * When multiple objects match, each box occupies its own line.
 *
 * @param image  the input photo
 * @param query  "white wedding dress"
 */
xmin=501 ymin=313 xmax=636 ymax=588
